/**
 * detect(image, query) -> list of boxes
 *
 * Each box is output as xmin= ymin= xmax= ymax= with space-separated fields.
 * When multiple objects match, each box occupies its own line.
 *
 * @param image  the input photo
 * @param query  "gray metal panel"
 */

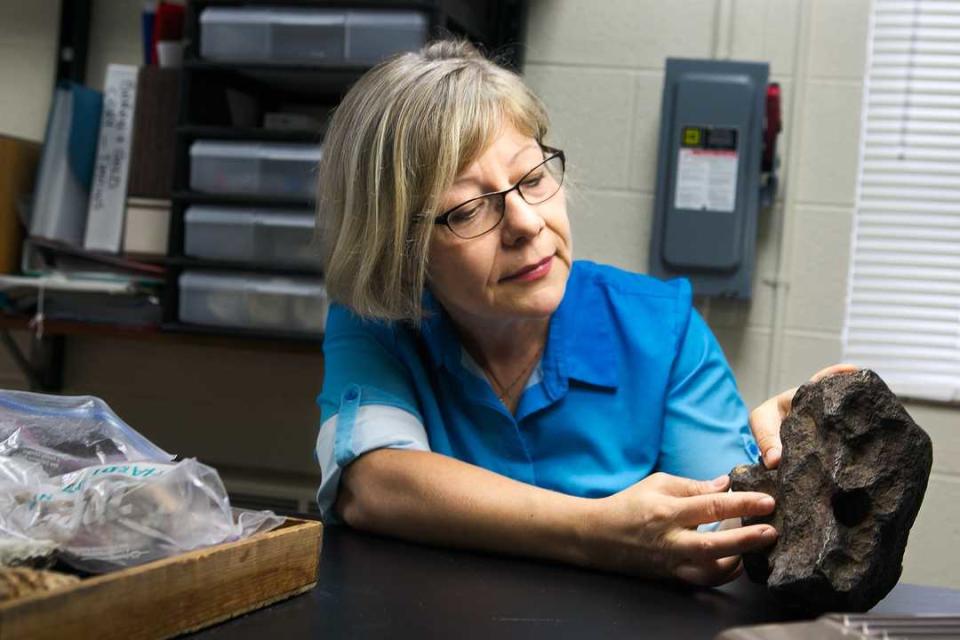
xmin=649 ymin=58 xmax=769 ymax=299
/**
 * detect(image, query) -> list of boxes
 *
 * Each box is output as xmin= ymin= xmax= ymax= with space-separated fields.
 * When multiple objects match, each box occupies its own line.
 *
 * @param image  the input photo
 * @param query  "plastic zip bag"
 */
xmin=0 ymin=390 xmax=284 ymax=573
xmin=1 ymin=459 xmax=284 ymax=573
xmin=0 ymin=390 xmax=174 ymax=475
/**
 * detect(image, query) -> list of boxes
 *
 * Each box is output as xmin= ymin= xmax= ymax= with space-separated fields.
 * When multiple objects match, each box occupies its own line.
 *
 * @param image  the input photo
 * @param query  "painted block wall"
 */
xmin=524 ymin=0 xmax=959 ymax=589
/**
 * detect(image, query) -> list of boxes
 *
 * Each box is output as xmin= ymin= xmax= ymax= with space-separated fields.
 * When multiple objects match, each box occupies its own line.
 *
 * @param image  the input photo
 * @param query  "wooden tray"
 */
xmin=0 ymin=517 xmax=323 ymax=640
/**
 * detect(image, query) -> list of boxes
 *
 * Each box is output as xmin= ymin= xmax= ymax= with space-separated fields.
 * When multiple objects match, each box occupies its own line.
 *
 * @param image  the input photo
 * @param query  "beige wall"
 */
xmin=1 ymin=0 xmax=958 ymax=587
xmin=524 ymin=0 xmax=960 ymax=589
xmin=0 ymin=2 xmax=58 ymax=141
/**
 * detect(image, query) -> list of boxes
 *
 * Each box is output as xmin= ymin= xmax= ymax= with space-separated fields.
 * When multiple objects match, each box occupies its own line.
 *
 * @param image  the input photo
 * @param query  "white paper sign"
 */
xmin=674 ymin=148 xmax=738 ymax=213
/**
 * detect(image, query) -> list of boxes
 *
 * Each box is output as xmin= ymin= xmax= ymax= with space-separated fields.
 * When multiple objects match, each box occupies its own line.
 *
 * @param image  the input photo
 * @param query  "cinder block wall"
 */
xmin=1 ymin=0 xmax=958 ymax=587
xmin=524 ymin=0 xmax=960 ymax=589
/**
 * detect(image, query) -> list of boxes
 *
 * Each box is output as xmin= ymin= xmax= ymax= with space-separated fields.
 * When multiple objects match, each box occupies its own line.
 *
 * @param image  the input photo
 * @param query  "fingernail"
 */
xmin=759 ymin=496 xmax=775 ymax=510
xmin=764 ymin=447 xmax=781 ymax=462
xmin=712 ymin=475 xmax=729 ymax=487
xmin=762 ymin=527 xmax=778 ymax=540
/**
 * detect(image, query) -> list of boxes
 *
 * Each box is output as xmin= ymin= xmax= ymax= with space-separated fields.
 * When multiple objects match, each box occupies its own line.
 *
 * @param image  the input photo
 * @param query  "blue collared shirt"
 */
xmin=315 ymin=260 xmax=759 ymax=522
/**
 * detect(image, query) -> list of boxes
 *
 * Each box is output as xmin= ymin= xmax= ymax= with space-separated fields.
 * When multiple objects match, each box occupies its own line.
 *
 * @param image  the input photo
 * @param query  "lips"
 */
xmin=502 ymin=254 xmax=554 ymax=281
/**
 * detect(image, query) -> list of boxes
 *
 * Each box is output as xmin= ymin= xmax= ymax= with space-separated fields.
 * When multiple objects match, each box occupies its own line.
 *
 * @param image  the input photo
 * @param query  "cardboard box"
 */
xmin=0 ymin=136 xmax=41 ymax=273
xmin=123 ymin=197 xmax=171 ymax=256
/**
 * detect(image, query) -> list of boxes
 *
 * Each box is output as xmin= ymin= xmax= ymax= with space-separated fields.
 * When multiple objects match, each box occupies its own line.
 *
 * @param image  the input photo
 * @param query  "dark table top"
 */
xmin=188 ymin=526 xmax=960 ymax=639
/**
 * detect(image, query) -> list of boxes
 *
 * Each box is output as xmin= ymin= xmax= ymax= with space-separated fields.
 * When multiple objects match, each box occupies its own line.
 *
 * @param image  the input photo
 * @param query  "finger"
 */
xmin=654 ymin=473 xmax=730 ymax=498
xmin=809 ymin=363 xmax=859 ymax=383
xmin=776 ymin=387 xmax=797 ymax=416
xmin=761 ymin=445 xmax=781 ymax=470
xmin=751 ymin=365 xmax=860 ymax=471
xmin=749 ymin=394 xmax=792 ymax=469
xmin=674 ymin=491 xmax=775 ymax=526
xmin=674 ymin=556 xmax=743 ymax=587
xmin=671 ymin=524 xmax=778 ymax=561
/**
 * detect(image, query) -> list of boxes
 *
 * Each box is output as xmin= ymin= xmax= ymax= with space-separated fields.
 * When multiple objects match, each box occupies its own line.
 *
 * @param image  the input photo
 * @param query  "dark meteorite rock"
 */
xmin=730 ymin=369 xmax=932 ymax=613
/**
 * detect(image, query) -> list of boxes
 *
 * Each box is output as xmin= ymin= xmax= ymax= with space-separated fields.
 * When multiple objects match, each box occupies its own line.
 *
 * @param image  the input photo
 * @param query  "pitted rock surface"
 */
xmin=730 ymin=369 xmax=932 ymax=612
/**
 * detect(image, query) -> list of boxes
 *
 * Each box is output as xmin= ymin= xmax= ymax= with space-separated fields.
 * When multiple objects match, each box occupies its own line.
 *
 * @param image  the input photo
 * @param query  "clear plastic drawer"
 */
xmin=184 ymin=206 xmax=321 ymax=269
xmin=200 ymin=8 xmax=428 ymax=65
xmin=178 ymin=271 xmax=327 ymax=334
xmin=189 ymin=141 xmax=322 ymax=200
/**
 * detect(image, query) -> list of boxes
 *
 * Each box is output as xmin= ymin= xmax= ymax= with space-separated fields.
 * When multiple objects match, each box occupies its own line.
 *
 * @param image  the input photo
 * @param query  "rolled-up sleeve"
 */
xmin=315 ymin=402 xmax=429 ymax=524
xmin=657 ymin=304 xmax=761 ymax=481
xmin=315 ymin=305 xmax=431 ymax=524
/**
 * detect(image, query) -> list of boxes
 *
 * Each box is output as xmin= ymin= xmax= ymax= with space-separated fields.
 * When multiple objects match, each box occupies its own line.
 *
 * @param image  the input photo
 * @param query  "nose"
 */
xmin=499 ymin=189 xmax=544 ymax=245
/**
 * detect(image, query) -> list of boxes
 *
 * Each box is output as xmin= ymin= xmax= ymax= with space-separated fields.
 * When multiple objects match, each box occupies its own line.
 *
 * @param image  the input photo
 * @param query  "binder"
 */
xmin=127 ymin=66 xmax=179 ymax=199
xmin=85 ymin=64 xmax=139 ymax=252
xmin=29 ymin=82 xmax=102 ymax=247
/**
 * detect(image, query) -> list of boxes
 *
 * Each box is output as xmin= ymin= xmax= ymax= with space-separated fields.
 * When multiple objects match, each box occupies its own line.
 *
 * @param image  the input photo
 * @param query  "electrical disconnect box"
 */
xmin=649 ymin=58 xmax=780 ymax=299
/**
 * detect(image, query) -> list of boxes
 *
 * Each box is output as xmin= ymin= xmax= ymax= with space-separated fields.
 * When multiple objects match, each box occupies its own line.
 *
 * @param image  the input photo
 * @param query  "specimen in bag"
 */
xmin=0 ymin=567 xmax=80 ymax=602
xmin=0 ymin=538 xmax=58 ymax=569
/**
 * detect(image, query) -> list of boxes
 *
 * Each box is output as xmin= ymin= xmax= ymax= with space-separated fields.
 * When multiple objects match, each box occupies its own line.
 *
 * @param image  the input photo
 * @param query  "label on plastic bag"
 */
xmin=59 ymin=462 xmax=172 ymax=494
xmin=30 ymin=463 xmax=175 ymax=507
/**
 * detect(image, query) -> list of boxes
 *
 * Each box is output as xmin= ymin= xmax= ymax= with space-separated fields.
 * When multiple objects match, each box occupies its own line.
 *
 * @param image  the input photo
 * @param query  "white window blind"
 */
xmin=843 ymin=0 xmax=960 ymax=402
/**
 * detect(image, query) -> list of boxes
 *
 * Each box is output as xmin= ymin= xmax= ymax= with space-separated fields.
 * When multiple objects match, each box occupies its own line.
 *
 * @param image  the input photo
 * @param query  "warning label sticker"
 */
xmin=674 ymin=148 xmax=738 ymax=213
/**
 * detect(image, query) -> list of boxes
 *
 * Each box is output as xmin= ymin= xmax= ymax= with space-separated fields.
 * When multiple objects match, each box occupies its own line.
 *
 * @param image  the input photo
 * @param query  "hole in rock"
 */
xmin=832 ymin=488 xmax=871 ymax=527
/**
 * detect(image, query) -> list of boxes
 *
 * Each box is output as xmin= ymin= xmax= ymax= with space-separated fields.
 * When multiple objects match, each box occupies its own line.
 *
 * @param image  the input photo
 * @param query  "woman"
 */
xmin=314 ymin=39 xmax=853 ymax=586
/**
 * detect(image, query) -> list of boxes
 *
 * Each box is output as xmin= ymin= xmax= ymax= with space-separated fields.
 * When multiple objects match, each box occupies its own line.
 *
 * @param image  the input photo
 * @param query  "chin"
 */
xmin=509 ymin=270 xmax=568 ymax=317
xmin=519 ymin=295 xmax=564 ymax=318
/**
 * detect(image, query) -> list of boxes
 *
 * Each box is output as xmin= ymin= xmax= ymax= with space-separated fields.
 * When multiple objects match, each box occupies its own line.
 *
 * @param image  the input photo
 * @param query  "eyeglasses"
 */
xmin=432 ymin=146 xmax=566 ymax=239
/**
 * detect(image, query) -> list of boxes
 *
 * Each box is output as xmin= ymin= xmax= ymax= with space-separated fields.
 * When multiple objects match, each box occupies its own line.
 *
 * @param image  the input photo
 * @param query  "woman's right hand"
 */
xmin=583 ymin=472 xmax=777 ymax=586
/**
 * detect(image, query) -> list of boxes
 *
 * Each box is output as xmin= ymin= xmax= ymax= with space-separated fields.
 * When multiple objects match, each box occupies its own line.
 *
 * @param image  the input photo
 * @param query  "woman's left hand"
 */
xmin=748 ymin=363 xmax=859 ymax=469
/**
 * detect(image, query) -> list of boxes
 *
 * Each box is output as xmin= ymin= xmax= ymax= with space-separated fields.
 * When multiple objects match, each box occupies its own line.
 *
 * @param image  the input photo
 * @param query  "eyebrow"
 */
xmin=453 ymin=143 xmax=541 ymax=186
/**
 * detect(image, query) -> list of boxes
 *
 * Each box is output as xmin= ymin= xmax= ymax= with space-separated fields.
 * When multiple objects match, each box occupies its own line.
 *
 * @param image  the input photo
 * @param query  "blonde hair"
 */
xmin=317 ymin=38 xmax=551 ymax=323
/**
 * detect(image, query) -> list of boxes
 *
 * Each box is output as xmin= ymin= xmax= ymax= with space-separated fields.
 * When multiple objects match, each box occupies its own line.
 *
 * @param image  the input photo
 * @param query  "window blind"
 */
xmin=843 ymin=0 xmax=960 ymax=402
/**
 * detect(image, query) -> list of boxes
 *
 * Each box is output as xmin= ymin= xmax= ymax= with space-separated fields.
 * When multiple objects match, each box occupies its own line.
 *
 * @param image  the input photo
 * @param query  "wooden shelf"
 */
xmin=29 ymin=237 xmax=167 ymax=276
xmin=0 ymin=314 xmax=322 ymax=352
xmin=0 ymin=314 xmax=160 ymax=339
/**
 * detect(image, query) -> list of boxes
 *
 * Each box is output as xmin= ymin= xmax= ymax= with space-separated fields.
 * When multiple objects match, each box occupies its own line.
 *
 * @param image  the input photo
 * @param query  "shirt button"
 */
xmin=344 ymin=386 xmax=360 ymax=402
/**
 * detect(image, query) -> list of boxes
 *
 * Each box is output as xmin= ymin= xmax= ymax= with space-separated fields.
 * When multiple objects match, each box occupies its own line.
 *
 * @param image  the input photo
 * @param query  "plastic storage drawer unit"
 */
xmin=184 ymin=206 xmax=320 ymax=269
xmin=190 ymin=141 xmax=322 ymax=200
xmin=200 ymin=7 xmax=428 ymax=65
xmin=179 ymin=271 xmax=327 ymax=333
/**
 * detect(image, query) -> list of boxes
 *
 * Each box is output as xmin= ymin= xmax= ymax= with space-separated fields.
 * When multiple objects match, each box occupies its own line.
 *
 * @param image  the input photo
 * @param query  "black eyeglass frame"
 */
xmin=431 ymin=146 xmax=566 ymax=239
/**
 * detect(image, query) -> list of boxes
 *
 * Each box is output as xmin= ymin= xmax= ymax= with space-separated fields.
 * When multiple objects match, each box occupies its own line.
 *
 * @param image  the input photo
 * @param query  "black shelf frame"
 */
xmin=171 ymin=190 xmax=314 ymax=208
xmin=165 ymin=0 xmax=529 ymax=332
xmin=177 ymin=125 xmax=325 ymax=143
xmin=160 ymin=321 xmax=323 ymax=345
xmin=164 ymin=256 xmax=321 ymax=275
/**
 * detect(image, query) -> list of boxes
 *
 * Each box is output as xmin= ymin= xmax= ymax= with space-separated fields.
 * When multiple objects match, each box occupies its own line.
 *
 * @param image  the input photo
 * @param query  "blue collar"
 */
xmin=549 ymin=265 xmax=620 ymax=391
xmin=418 ymin=289 xmax=463 ymax=375
xmin=417 ymin=264 xmax=620 ymax=404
